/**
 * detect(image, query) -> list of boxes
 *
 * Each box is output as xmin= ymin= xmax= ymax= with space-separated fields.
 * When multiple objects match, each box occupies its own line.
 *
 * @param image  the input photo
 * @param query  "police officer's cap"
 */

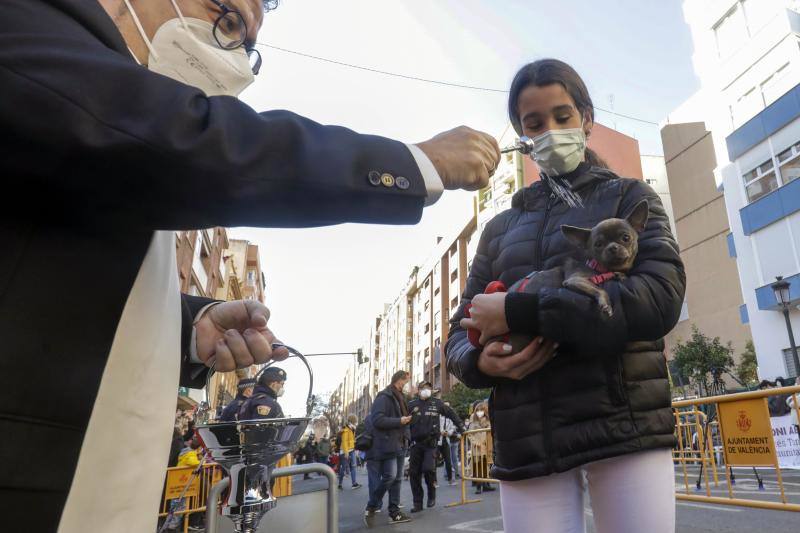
xmin=418 ymin=380 xmax=432 ymax=389
xmin=260 ymin=367 xmax=287 ymax=384
xmin=237 ymin=378 xmax=257 ymax=391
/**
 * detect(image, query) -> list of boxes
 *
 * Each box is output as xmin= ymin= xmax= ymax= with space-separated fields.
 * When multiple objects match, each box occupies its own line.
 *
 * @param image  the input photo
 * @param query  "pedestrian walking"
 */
xmin=3 ymin=1 xmax=502 ymax=530
xmin=218 ymin=378 xmax=256 ymax=422
xmin=337 ymin=415 xmax=362 ymax=490
xmin=363 ymin=371 xmax=413 ymax=527
xmin=448 ymin=59 xmax=684 ymax=533
xmin=407 ymin=381 xmax=464 ymax=512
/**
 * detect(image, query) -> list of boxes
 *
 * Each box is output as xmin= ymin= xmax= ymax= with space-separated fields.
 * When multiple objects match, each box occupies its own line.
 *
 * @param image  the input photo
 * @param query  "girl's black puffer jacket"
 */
xmin=446 ymin=162 xmax=685 ymax=481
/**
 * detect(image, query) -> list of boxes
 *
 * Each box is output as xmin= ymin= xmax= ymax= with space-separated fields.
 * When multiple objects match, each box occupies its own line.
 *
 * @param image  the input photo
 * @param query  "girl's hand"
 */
xmin=477 ymin=337 xmax=558 ymax=380
xmin=460 ymin=292 xmax=510 ymax=345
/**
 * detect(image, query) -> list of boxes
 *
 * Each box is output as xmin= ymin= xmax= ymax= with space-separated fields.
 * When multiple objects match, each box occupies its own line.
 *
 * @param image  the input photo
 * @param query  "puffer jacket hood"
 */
xmin=446 ymin=164 xmax=685 ymax=481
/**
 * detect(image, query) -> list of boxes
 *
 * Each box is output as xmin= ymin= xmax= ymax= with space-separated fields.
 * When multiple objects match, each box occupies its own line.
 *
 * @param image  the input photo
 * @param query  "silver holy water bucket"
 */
xmin=195 ymin=344 xmax=314 ymax=533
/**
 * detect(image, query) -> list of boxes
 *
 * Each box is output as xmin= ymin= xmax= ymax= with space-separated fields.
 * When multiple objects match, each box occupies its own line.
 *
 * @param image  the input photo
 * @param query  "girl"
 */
xmin=467 ymin=400 xmax=495 ymax=494
xmin=447 ymin=59 xmax=685 ymax=533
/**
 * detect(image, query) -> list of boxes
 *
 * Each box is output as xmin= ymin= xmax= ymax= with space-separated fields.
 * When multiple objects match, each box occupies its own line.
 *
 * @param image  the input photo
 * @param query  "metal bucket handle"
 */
xmin=201 ymin=342 xmax=315 ymax=420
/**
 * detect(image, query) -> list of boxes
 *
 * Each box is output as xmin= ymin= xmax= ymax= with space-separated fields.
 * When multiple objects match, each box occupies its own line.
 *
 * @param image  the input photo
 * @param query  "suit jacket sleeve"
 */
xmin=179 ymin=294 xmax=220 ymax=388
xmin=0 ymin=7 xmax=427 ymax=229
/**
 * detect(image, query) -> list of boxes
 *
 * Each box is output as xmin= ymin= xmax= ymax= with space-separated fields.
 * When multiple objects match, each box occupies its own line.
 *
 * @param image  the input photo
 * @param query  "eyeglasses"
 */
xmin=208 ymin=0 xmax=262 ymax=75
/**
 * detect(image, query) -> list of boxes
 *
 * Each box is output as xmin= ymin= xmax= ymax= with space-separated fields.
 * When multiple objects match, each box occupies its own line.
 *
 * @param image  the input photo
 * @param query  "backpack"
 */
xmin=354 ymin=414 xmax=374 ymax=451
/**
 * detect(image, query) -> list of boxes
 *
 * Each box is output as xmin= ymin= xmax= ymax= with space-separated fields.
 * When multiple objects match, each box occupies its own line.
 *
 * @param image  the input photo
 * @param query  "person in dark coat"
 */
xmin=238 ymin=368 xmax=286 ymax=420
xmin=448 ymin=59 xmax=685 ymax=533
xmin=219 ymin=378 xmax=257 ymax=422
xmin=363 ymin=371 xmax=413 ymax=526
xmin=407 ymin=381 xmax=464 ymax=511
xmin=1 ymin=1 xmax=501 ymax=530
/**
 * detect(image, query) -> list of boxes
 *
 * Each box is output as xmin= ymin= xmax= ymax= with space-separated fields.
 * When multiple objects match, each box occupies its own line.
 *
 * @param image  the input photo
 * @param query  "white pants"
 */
xmin=499 ymin=448 xmax=675 ymax=533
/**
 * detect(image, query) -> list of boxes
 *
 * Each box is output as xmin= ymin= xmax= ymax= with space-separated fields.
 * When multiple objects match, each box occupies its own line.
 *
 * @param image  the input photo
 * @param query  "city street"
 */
xmin=288 ymin=465 xmax=800 ymax=533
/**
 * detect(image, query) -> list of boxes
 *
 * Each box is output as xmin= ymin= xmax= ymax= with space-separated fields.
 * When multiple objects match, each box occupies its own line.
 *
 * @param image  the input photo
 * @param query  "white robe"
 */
xmin=58 ymin=231 xmax=182 ymax=532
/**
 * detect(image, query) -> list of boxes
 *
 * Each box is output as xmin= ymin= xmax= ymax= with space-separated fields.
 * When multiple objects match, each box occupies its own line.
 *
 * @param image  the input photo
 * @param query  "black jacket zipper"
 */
xmin=535 ymin=192 xmax=556 ymax=270
xmin=536 ymin=191 xmax=556 ymax=473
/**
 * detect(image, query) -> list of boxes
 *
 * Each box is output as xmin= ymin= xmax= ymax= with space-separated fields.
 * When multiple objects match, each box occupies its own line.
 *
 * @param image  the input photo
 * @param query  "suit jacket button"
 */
xmin=368 ymin=171 xmax=382 ymax=186
xmin=381 ymin=173 xmax=395 ymax=187
xmin=395 ymin=176 xmax=410 ymax=190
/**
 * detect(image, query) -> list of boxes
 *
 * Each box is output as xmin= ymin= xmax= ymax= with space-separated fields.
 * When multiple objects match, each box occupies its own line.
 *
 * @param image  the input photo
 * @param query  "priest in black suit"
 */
xmin=0 ymin=0 xmax=500 ymax=530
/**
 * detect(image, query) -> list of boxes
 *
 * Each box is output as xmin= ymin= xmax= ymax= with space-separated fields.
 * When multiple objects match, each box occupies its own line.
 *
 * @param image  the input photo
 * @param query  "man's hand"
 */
xmin=415 ymin=126 xmax=500 ymax=191
xmin=477 ymin=338 xmax=558 ymax=381
xmin=400 ymin=416 xmax=413 ymax=425
xmin=459 ymin=292 xmax=510 ymax=345
xmin=195 ymin=300 xmax=290 ymax=371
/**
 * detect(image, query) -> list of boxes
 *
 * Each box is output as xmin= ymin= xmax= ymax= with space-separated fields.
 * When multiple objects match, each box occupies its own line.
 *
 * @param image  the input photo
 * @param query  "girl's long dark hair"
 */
xmin=508 ymin=59 xmax=608 ymax=169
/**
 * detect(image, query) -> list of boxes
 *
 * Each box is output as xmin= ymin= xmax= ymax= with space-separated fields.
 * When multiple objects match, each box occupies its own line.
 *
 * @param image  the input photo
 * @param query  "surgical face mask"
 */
xmin=275 ymin=385 xmax=285 ymax=397
xmin=402 ymin=382 xmax=411 ymax=394
xmin=475 ymin=410 xmax=485 ymax=419
xmin=123 ymin=0 xmax=255 ymax=96
xmin=530 ymin=123 xmax=587 ymax=177
xmin=419 ymin=388 xmax=432 ymax=400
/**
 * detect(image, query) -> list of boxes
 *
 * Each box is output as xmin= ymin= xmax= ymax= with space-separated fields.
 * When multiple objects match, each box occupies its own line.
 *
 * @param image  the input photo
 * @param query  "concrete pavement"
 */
xmin=288 ymin=463 xmax=800 ymax=533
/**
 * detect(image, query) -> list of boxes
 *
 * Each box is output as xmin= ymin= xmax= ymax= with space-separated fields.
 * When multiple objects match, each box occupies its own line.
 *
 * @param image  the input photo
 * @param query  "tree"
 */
xmin=736 ymin=340 xmax=758 ymax=387
xmin=672 ymin=325 xmax=735 ymax=396
xmin=442 ymin=382 xmax=492 ymax=420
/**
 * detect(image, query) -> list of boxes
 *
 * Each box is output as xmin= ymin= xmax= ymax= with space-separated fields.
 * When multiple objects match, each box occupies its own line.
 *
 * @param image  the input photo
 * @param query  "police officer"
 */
xmin=239 ymin=367 xmax=287 ymax=420
xmin=218 ymin=378 xmax=257 ymax=422
xmin=408 ymin=381 xmax=464 ymax=512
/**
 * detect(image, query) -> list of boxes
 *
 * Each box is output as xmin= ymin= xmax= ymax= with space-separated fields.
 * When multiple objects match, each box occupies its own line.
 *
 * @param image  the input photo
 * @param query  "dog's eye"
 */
xmin=621 ymin=234 xmax=630 ymax=242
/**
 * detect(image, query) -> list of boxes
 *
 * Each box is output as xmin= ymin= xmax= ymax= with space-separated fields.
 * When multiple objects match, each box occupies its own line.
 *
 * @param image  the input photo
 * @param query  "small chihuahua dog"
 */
xmin=467 ymin=199 xmax=649 ymax=351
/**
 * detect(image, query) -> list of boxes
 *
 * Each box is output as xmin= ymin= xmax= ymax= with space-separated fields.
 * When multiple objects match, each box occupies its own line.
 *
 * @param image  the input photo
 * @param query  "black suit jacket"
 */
xmin=0 ymin=0 xmax=428 ymax=526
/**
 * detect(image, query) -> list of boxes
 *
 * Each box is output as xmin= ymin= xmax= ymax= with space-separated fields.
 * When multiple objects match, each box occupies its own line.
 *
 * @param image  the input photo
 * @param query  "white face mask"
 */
xmin=419 ymin=388 xmax=432 ymax=400
xmin=275 ymin=385 xmax=285 ymax=397
xmin=530 ymin=123 xmax=587 ymax=177
xmin=123 ymin=0 xmax=255 ymax=97
xmin=475 ymin=410 xmax=485 ymax=419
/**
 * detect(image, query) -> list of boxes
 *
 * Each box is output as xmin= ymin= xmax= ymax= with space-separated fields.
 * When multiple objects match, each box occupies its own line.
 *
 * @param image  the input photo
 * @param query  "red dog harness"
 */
xmin=586 ymin=259 xmax=616 ymax=285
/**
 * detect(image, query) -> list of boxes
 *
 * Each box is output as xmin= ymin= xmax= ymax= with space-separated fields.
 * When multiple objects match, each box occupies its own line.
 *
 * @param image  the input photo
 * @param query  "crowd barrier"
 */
xmin=672 ymin=385 xmax=800 ymax=512
xmin=446 ymin=427 xmax=497 ymax=508
xmin=446 ymin=386 xmax=800 ymax=513
xmin=159 ymin=454 xmax=294 ymax=532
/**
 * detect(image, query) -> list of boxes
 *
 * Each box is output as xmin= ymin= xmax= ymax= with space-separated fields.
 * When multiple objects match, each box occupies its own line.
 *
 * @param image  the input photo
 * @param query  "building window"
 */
xmin=451 ymin=296 xmax=459 ymax=310
xmin=434 ymin=311 xmax=441 ymax=327
xmin=424 ymin=323 xmax=430 ymax=334
xmin=449 ymin=245 xmax=457 ymax=258
xmin=742 ymin=159 xmax=778 ymax=203
xmin=450 ymin=270 xmax=458 ymax=283
xmin=424 ymin=301 xmax=430 ymax=311
xmin=713 ymin=4 xmax=747 ymax=59
xmin=782 ymin=348 xmax=799 ymax=379
xmin=776 ymin=141 xmax=800 ymax=185
xmin=731 ymin=87 xmax=761 ymax=128
xmin=761 ymin=63 xmax=792 ymax=106
xmin=742 ymin=0 xmax=774 ymax=35
xmin=434 ymin=287 xmax=440 ymax=297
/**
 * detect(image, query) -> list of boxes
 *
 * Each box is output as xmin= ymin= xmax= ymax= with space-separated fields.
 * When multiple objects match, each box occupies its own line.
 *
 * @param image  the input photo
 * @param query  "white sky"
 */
xmin=231 ymin=0 xmax=699 ymax=415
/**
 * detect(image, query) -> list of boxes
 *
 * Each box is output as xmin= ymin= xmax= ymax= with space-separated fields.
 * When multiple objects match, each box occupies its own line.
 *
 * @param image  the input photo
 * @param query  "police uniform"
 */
xmin=219 ymin=378 xmax=257 ymax=422
xmin=407 ymin=383 xmax=464 ymax=510
xmin=238 ymin=367 xmax=287 ymax=420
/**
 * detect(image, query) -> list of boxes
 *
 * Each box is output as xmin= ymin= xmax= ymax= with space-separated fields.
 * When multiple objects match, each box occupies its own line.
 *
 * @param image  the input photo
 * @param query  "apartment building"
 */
xmin=668 ymin=0 xmax=800 ymax=379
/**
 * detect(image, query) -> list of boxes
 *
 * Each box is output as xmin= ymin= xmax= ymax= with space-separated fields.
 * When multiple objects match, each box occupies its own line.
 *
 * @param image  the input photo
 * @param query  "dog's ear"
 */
xmin=625 ymin=199 xmax=649 ymax=233
xmin=561 ymin=225 xmax=592 ymax=249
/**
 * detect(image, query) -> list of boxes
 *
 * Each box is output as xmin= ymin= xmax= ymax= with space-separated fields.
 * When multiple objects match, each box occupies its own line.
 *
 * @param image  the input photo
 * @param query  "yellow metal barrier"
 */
xmin=159 ymin=454 xmax=294 ymax=532
xmin=443 ymin=387 xmax=800 ymax=513
xmin=446 ymin=428 xmax=497 ymax=508
xmin=672 ymin=385 xmax=800 ymax=512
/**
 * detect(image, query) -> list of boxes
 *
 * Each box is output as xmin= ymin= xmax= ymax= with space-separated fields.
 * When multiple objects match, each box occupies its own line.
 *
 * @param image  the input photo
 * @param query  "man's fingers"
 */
xmin=243 ymin=328 xmax=273 ymax=365
xmin=213 ymin=339 xmax=236 ymax=372
xmin=245 ymin=300 xmax=270 ymax=329
xmin=224 ymin=329 xmax=255 ymax=368
xmin=272 ymin=344 xmax=290 ymax=361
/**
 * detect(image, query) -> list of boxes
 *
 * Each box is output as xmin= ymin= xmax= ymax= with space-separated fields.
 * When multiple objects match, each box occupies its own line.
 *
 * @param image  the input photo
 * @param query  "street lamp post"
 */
xmin=771 ymin=276 xmax=800 ymax=378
